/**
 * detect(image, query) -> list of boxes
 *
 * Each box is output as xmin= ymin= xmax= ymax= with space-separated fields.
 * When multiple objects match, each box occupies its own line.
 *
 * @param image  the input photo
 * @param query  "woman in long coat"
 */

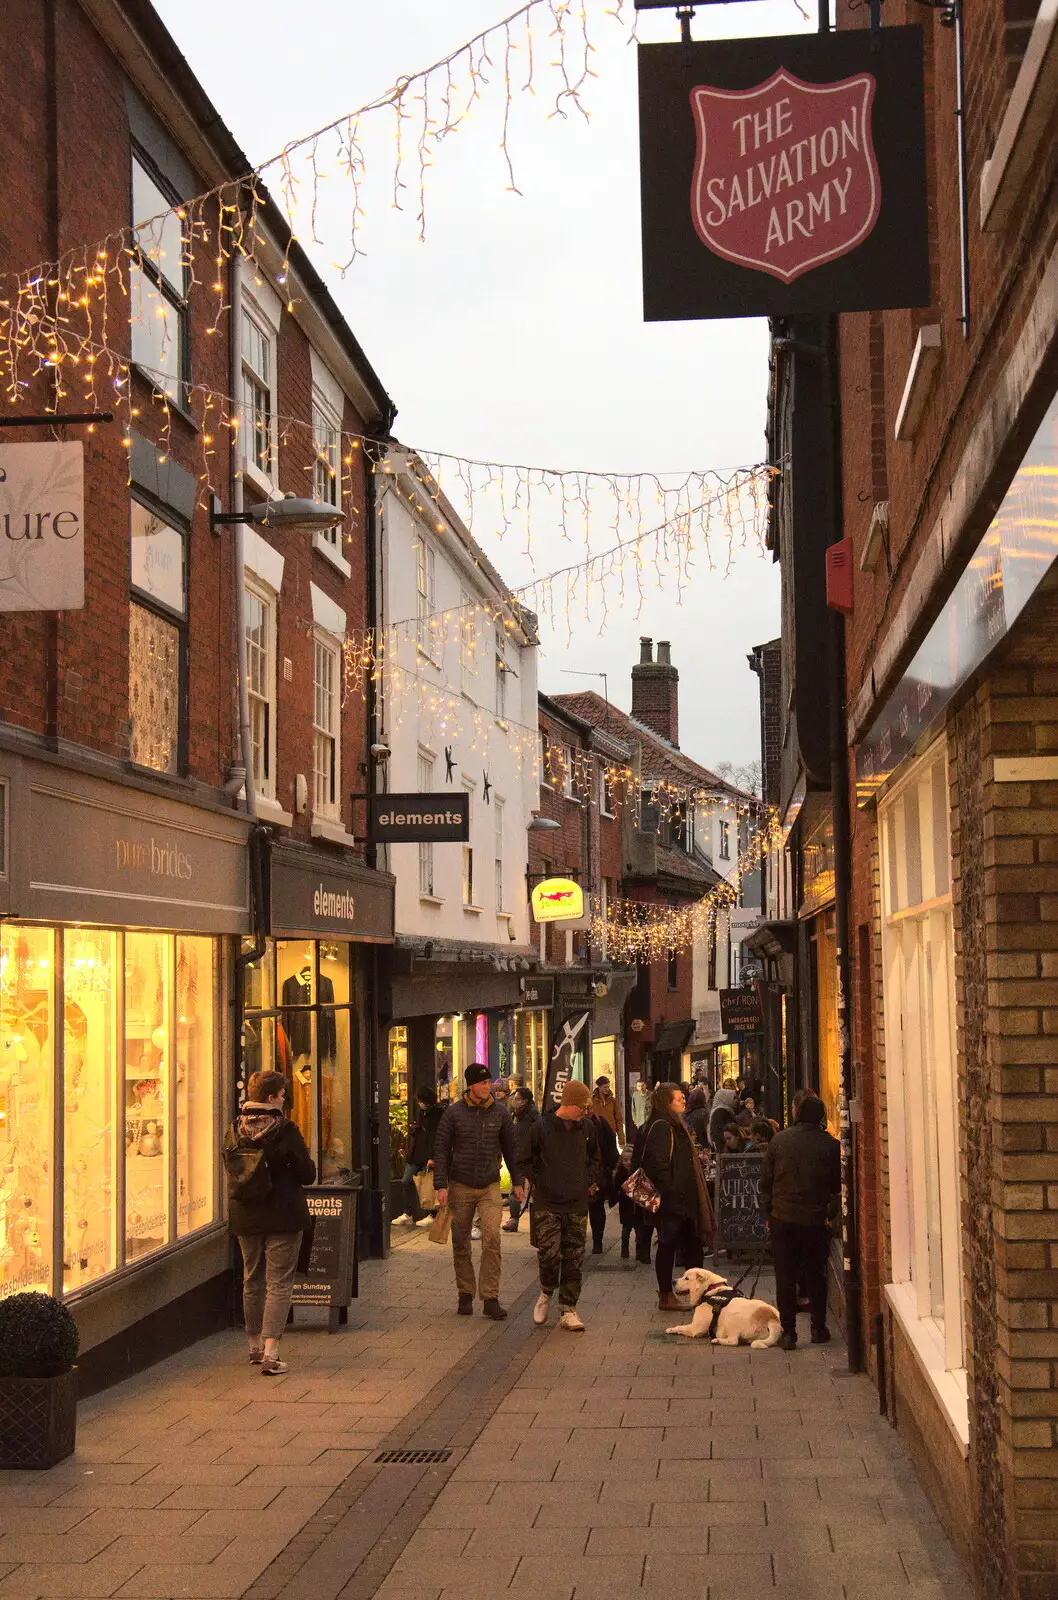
xmin=641 ymin=1081 xmax=714 ymax=1310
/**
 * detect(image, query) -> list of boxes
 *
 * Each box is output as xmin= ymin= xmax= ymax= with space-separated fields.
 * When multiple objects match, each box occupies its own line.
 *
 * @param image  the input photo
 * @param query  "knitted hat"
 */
xmin=465 ymin=1063 xmax=491 ymax=1087
xmin=794 ymin=1093 xmax=827 ymax=1126
xmin=561 ymin=1080 xmax=592 ymax=1109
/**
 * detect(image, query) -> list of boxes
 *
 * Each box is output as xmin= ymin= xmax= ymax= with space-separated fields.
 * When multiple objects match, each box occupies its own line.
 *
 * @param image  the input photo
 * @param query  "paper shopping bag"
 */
xmin=428 ymin=1205 xmax=452 ymax=1245
xmin=414 ymin=1169 xmax=437 ymax=1211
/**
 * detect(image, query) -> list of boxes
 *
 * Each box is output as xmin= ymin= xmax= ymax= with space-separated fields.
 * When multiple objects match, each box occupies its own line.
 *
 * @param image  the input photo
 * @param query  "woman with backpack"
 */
xmin=224 ymin=1069 xmax=316 ymax=1376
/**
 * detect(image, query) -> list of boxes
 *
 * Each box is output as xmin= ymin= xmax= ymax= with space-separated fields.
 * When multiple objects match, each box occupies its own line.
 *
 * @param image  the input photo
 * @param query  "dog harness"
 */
xmin=702 ymin=1284 xmax=741 ymax=1338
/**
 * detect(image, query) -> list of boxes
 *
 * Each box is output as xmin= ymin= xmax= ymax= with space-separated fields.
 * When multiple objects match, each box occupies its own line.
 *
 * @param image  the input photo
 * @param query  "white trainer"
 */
xmin=392 ymin=1213 xmax=413 ymax=1226
xmin=471 ymin=1223 xmax=482 ymax=1240
xmin=533 ymin=1292 xmax=552 ymax=1325
xmin=559 ymin=1310 xmax=585 ymax=1332
xmin=415 ymin=1216 xmax=434 ymax=1228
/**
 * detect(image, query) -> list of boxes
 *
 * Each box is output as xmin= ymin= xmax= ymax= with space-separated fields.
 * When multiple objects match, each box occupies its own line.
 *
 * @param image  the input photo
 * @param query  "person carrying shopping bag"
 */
xmin=641 ymin=1081 xmax=714 ymax=1311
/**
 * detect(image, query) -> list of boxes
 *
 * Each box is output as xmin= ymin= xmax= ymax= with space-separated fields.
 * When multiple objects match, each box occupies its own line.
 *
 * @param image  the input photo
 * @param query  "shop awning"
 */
xmin=744 ymin=920 xmax=796 ymax=960
xmin=654 ymin=1020 xmax=695 ymax=1053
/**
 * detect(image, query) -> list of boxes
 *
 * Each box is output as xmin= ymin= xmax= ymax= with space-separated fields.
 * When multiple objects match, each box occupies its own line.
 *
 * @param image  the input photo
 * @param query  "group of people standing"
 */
xmin=222 ymin=1061 xmax=842 ymax=1367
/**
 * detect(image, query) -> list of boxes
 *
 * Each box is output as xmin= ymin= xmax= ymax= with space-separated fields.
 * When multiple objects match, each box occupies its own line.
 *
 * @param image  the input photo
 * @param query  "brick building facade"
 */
xmin=0 ymin=0 xmax=397 ymax=1380
xmin=808 ymin=0 xmax=1058 ymax=1591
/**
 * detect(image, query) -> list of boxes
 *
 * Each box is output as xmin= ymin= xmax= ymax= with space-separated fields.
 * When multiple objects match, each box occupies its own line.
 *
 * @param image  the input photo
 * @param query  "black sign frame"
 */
xmin=368 ymin=792 xmax=470 ymax=844
xmin=720 ymin=987 xmax=764 ymax=1035
xmin=638 ymin=26 xmax=929 ymax=320
xmin=714 ymin=1152 xmax=770 ymax=1255
xmin=291 ymin=1183 xmax=360 ymax=1331
xmin=520 ymin=976 xmax=555 ymax=1008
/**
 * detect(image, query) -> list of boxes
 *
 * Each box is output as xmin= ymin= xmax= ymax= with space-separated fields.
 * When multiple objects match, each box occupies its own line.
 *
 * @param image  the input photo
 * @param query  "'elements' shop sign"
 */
xmin=0 ymin=442 xmax=85 ymax=612
xmin=638 ymin=27 xmax=929 ymax=319
xmin=368 ymin=792 xmax=470 ymax=844
xmin=270 ymin=845 xmax=395 ymax=941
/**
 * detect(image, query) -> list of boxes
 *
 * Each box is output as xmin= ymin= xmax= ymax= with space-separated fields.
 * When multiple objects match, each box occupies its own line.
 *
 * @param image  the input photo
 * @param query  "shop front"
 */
xmin=0 ymin=753 xmax=248 ymax=1382
xmin=795 ymin=796 xmax=840 ymax=1128
xmin=252 ymin=845 xmax=394 ymax=1248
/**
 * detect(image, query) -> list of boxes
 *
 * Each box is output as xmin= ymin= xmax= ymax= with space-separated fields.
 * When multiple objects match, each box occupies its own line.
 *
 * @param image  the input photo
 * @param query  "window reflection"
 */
xmin=125 ymin=933 xmax=171 ymax=1263
xmin=0 ymin=926 xmax=54 ymax=1298
xmin=64 ymin=931 xmax=117 ymax=1291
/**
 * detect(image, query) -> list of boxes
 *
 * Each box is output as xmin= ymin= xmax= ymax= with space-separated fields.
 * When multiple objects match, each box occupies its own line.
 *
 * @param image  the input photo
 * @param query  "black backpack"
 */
xmin=223 ymin=1124 xmax=274 ymax=1203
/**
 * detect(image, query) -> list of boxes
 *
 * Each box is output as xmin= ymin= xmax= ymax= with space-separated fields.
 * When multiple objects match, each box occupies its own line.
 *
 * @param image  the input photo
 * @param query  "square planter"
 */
xmin=0 ymin=1368 xmax=77 ymax=1469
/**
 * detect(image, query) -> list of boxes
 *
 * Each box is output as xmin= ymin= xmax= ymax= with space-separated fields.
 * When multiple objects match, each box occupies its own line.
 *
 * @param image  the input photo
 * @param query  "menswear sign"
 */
xmin=0 ymin=442 xmax=84 ymax=611
xmin=638 ymin=28 xmax=929 ymax=319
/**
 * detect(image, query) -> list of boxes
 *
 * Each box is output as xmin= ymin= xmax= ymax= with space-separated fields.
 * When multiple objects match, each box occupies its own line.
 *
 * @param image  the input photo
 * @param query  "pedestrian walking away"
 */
xmin=628 ymin=1117 xmax=656 ymax=1264
xmin=394 ymin=1086 xmax=444 ymax=1227
xmin=224 ymin=1069 xmax=316 ymax=1376
xmin=588 ymin=1105 xmax=618 ymax=1253
xmin=684 ymin=1084 xmax=711 ymax=1148
xmin=642 ymin=1081 xmax=713 ymax=1310
xmin=504 ymin=1086 xmax=539 ymax=1231
xmin=590 ymin=1075 xmax=625 ymax=1143
xmin=433 ymin=1062 xmax=523 ymax=1319
xmin=611 ymin=1144 xmax=638 ymax=1258
xmin=760 ymin=1092 xmax=841 ymax=1349
xmin=527 ymin=1079 xmax=603 ymax=1331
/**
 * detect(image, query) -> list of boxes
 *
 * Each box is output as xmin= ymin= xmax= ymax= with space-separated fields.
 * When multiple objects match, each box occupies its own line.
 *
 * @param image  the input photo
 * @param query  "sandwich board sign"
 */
xmin=715 ymin=1152 xmax=769 ymax=1254
xmin=638 ymin=26 xmax=929 ymax=319
xmin=291 ymin=1183 xmax=359 ymax=1332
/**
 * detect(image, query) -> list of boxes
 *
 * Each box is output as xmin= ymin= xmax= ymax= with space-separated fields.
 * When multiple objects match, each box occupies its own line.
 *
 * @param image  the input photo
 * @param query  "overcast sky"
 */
xmin=153 ymin=0 xmax=809 ymax=767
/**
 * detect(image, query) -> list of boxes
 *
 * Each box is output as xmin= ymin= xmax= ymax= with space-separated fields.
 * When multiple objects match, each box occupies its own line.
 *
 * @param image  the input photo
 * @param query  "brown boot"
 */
xmin=658 ymin=1292 xmax=682 ymax=1311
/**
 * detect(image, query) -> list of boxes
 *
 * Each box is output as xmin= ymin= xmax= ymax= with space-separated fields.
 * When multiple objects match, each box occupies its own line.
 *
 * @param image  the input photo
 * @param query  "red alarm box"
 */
xmin=826 ymin=538 xmax=854 ymax=614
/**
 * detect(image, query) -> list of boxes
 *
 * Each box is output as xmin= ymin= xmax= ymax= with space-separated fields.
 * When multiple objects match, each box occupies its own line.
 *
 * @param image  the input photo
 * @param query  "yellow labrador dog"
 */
xmin=666 ymin=1267 xmax=781 ymax=1348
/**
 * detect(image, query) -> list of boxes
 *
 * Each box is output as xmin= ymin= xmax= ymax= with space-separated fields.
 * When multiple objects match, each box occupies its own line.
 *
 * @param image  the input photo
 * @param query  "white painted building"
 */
xmin=690 ymin=793 xmax=764 ymax=1082
xmin=374 ymin=449 xmax=543 ymax=1118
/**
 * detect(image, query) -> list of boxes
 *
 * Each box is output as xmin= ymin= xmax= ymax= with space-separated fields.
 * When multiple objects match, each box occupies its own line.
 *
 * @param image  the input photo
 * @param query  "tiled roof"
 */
xmin=551 ymin=691 xmax=757 ymax=803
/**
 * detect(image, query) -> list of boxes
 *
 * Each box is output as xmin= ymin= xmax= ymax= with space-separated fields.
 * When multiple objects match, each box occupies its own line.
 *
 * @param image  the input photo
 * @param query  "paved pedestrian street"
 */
xmin=0 ymin=1232 xmax=972 ymax=1600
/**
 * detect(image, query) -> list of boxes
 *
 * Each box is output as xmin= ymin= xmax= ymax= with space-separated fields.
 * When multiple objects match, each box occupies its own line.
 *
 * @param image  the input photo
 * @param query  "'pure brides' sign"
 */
xmin=0 ymin=442 xmax=84 ymax=611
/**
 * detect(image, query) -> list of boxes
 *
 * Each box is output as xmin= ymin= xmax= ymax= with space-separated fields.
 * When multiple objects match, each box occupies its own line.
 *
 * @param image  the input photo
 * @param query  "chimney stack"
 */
xmin=632 ymin=637 xmax=679 ymax=747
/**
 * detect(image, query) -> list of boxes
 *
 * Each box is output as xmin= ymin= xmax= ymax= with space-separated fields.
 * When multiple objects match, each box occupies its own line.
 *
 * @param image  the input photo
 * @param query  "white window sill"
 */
xmin=310 ymin=816 xmax=356 ymax=846
xmin=463 ymin=904 xmax=485 ymax=916
xmin=313 ymin=529 xmax=351 ymax=577
xmin=255 ymin=795 xmax=293 ymax=827
xmin=885 ymin=1281 xmax=969 ymax=1453
xmin=241 ymin=460 xmax=279 ymax=503
xmin=980 ymin=0 xmax=1058 ymax=232
xmin=419 ymin=894 xmax=444 ymax=907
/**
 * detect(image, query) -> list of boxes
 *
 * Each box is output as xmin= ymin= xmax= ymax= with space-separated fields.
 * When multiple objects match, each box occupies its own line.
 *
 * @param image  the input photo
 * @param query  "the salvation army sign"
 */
xmin=639 ymin=28 xmax=929 ymax=320
xmin=0 ymin=442 xmax=84 ymax=611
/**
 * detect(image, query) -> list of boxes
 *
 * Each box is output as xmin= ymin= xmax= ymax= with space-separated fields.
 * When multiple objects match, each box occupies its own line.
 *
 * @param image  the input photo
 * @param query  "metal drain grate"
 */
xmin=375 ymin=1448 xmax=452 ymax=1465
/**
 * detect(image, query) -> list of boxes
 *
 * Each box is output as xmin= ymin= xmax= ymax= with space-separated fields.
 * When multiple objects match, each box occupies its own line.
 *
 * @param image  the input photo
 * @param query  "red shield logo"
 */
xmin=689 ymin=68 xmax=879 ymax=284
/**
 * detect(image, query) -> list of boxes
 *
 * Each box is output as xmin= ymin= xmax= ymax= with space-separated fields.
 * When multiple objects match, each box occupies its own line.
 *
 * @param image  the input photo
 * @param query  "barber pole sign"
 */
xmin=639 ymin=28 xmax=929 ymax=320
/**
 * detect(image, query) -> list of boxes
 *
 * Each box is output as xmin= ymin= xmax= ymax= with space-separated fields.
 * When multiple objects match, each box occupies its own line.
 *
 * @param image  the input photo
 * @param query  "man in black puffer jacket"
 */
xmin=225 ymin=1070 xmax=316 ymax=1376
xmin=760 ymin=1093 xmax=841 ymax=1350
xmin=434 ymin=1064 xmax=523 ymax=1319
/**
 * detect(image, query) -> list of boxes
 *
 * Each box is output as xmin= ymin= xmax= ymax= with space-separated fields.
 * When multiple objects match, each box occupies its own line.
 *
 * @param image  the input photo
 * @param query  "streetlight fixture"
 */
xmin=528 ymin=815 xmax=561 ymax=832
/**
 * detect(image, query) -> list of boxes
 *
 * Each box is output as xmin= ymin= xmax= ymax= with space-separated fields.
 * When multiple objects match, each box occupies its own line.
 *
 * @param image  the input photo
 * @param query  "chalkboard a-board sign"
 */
xmin=292 ymin=1182 xmax=360 ymax=1331
xmin=714 ymin=1153 xmax=769 ymax=1255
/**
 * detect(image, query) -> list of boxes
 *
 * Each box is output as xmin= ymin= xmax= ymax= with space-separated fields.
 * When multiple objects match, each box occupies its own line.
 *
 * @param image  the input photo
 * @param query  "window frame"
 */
xmin=719 ymin=818 xmax=731 ymax=860
xmin=130 ymin=147 xmax=189 ymax=405
xmin=418 ymin=749 xmax=436 ymax=898
xmin=240 ymin=302 xmax=277 ymax=490
xmin=415 ymin=536 xmax=438 ymax=658
xmin=311 ymin=631 xmax=341 ymax=821
xmin=600 ymin=766 xmax=615 ymax=818
xmin=878 ymin=741 xmax=967 ymax=1444
xmin=562 ymin=744 xmax=575 ymax=800
xmin=244 ymin=577 xmax=278 ymax=801
xmin=312 ymin=386 xmax=342 ymax=519
xmin=462 ymin=780 xmax=476 ymax=909
xmin=127 ymin=492 xmax=188 ymax=776
xmin=494 ymin=797 xmax=505 ymax=911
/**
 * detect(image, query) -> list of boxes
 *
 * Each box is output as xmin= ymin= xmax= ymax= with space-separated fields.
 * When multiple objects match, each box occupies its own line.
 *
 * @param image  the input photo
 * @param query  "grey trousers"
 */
xmin=238 ymin=1233 xmax=302 ymax=1341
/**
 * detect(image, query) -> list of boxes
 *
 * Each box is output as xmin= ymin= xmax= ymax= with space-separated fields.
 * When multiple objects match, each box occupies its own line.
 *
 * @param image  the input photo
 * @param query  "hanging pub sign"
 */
xmin=638 ymin=27 xmax=929 ymax=320
xmin=531 ymin=876 xmax=585 ymax=923
xmin=720 ymin=986 xmax=764 ymax=1035
xmin=0 ymin=442 xmax=84 ymax=611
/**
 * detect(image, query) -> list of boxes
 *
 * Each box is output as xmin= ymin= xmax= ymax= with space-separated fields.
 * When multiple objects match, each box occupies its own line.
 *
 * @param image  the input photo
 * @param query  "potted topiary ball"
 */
xmin=0 ymin=1292 xmax=79 ymax=1469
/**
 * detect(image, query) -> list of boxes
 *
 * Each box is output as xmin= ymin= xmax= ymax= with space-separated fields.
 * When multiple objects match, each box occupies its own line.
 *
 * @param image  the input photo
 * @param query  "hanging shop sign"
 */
xmin=714 ymin=1153 xmax=769 ymax=1253
xmin=520 ymin=976 xmax=555 ymax=1008
xmin=857 ymin=389 xmax=1058 ymax=804
xmin=0 ymin=442 xmax=84 ymax=611
xmin=543 ymin=1010 xmax=591 ymax=1107
xmin=531 ymin=877 xmax=585 ymax=923
xmin=291 ymin=1182 xmax=359 ymax=1333
xmin=719 ymin=986 xmax=764 ymax=1035
xmin=368 ymin=792 xmax=469 ymax=844
xmin=729 ymin=910 xmax=763 ymax=943
xmin=638 ymin=27 xmax=929 ymax=320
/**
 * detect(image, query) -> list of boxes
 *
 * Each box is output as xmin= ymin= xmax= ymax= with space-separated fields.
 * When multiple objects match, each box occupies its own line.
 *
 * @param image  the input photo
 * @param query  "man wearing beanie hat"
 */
xmin=760 ymin=1093 xmax=841 ymax=1350
xmin=526 ymin=1079 xmax=603 ymax=1332
xmin=433 ymin=1063 xmax=523 ymax=1319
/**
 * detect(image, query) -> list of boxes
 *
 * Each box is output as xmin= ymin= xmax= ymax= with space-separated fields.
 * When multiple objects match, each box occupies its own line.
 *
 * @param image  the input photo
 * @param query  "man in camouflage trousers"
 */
xmin=526 ymin=1080 xmax=602 ymax=1332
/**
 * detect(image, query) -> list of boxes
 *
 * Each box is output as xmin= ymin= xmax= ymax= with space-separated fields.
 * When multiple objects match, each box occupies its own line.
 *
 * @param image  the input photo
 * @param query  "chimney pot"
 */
xmin=639 ymin=637 xmax=653 ymax=664
xmin=657 ymin=641 xmax=672 ymax=665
